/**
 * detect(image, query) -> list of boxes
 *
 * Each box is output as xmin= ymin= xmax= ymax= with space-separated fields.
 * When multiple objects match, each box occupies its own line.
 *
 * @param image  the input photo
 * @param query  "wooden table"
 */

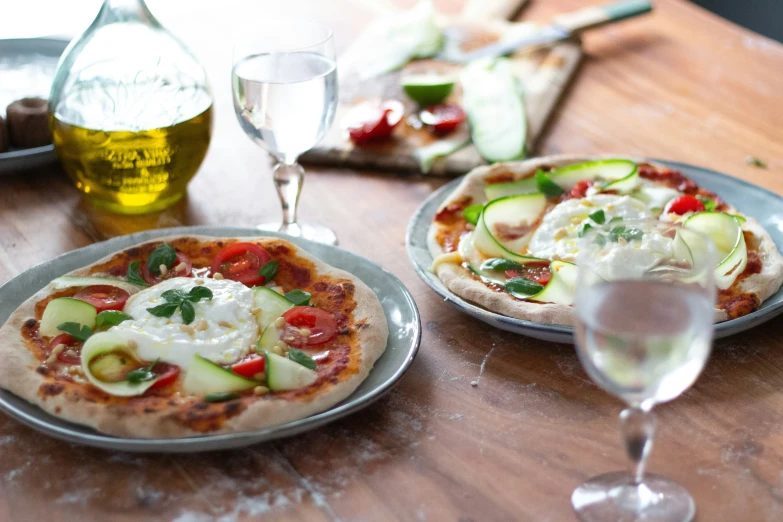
xmin=2 ymin=0 xmax=783 ymax=520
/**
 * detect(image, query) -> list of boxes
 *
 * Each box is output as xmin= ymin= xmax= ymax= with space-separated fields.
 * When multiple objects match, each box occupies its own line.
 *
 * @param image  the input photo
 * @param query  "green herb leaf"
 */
xmin=204 ymin=392 xmax=241 ymax=403
xmin=95 ymin=311 xmax=132 ymax=329
xmin=746 ymin=156 xmax=767 ymax=169
xmin=504 ymin=277 xmax=544 ymax=298
xmin=188 ymin=286 xmax=213 ymax=302
xmin=578 ymin=223 xmax=593 ymax=238
xmin=127 ymin=261 xmax=149 ymax=287
xmin=180 ymin=300 xmax=196 ymax=324
xmin=610 ymin=216 xmax=623 ymax=223
xmin=285 ymin=290 xmax=311 ymax=306
xmin=146 ymin=301 xmax=180 ymax=318
xmin=288 ymin=349 xmax=317 ymax=370
xmin=594 ymin=234 xmax=607 ymax=247
xmin=258 ymin=260 xmax=279 ymax=282
xmin=697 ymin=196 xmax=717 ymax=212
xmin=161 ymin=289 xmax=188 ymax=303
xmin=535 ymin=170 xmax=565 ymax=198
xmin=462 ymin=204 xmax=484 ymax=226
xmin=588 ymin=209 xmax=606 ymax=225
xmin=57 ymin=322 xmax=94 ymax=342
xmin=126 ymin=359 xmax=159 ymax=384
xmin=610 ymin=225 xmax=644 ymax=242
xmin=480 ymin=258 xmax=524 ymax=272
xmin=147 ymin=244 xmax=177 ymax=275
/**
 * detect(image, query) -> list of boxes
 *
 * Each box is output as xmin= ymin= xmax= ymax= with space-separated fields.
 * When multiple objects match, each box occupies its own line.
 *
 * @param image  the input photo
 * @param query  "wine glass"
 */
xmin=571 ymin=219 xmax=717 ymax=522
xmin=232 ymin=19 xmax=338 ymax=244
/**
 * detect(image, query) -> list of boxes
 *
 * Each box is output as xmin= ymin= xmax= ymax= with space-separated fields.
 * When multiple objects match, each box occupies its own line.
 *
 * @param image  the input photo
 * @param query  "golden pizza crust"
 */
xmin=0 ymin=235 xmax=389 ymax=438
xmin=428 ymin=154 xmax=783 ymax=326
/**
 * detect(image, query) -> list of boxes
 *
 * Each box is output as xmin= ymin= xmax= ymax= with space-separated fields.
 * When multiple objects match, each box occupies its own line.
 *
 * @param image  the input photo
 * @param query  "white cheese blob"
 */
xmin=593 ymin=229 xmax=675 ymax=280
xmin=113 ymin=277 xmax=258 ymax=369
xmin=528 ymin=194 xmax=652 ymax=261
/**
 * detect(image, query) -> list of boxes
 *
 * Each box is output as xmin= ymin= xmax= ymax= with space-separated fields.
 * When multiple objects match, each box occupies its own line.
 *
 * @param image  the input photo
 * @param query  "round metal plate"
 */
xmin=0 ymin=226 xmax=421 ymax=452
xmin=407 ymin=159 xmax=783 ymax=343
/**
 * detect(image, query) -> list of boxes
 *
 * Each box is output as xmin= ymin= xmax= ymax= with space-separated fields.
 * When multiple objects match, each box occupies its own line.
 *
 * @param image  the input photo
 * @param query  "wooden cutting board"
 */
xmin=301 ymin=0 xmax=583 ymax=176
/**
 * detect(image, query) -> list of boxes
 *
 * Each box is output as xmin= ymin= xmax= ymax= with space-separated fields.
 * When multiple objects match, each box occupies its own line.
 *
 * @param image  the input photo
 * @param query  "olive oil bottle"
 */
xmin=49 ymin=0 xmax=213 ymax=214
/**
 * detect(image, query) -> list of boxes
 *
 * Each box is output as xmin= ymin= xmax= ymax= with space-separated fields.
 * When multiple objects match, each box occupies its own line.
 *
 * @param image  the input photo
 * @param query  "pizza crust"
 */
xmin=0 ymin=235 xmax=389 ymax=439
xmin=428 ymin=154 xmax=783 ymax=326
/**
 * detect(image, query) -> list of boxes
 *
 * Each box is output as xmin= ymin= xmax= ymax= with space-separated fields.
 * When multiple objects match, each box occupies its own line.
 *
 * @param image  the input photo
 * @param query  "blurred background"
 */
xmin=695 ymin=0 xmax=782 ymax=42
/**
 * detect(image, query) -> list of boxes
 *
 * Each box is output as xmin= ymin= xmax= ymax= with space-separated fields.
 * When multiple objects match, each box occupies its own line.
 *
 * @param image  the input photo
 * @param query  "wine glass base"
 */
xmin=257 ymin=222 xmax=338 ymax=245
xmin=572 ymin=471 xmax=695 ymax=522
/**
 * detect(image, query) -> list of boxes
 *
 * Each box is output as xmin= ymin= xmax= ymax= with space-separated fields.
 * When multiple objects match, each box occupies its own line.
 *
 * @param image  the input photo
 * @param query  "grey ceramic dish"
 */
xmin=0 ymin=38 xmax=69 ymax=174
xmin=0 ymin=226 xmax=421 ymax=452
xmin=407 ymin=159 xmax=783 ymax=343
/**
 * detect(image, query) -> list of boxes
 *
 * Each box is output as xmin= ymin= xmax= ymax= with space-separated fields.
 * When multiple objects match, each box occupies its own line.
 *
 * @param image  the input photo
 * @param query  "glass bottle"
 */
xmin=49 ymin=0 xmax=213 ymax=214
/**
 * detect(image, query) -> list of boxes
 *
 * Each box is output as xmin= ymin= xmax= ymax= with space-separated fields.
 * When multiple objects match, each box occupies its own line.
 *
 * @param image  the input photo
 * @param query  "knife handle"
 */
xmin=552 ymin=0 xmax=653 ymax=34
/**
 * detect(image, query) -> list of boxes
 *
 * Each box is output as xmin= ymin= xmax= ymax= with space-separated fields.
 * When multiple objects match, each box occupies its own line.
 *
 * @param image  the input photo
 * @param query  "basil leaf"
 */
xmin=535 ymin=170 xmax=565 ymax=198
xmin=610 ymin=216 xmax=623 ymax=223
xmin=56 ymin=322 xmax=94 ymax=342
xmin=204 ymin=392 xmax=241 ymax=403
xmin=578 ymin=223 xmax=593 ymax=238
xmin=288 ymin=348 xmax=316 ymax=370
xmin=147 ymin=244 xmax=177 ymax=275
xmin=127 ymin=261 xmax=149 ymax=287
xmin=258 ymin=260 xmax=279 ymax=282
xmin=505 ymin=277 xmax=544 ymax=298
xmin=594 ymin=234 xmax=607 ymax=247
xmin=161 ymin=289 xmax=188 ymax=303
xmin=588 ymin=209 xmax=606 ymax=225
xmin=188 ymin=286 xmax=213 ymax=303
xmin=146 ymin=301 xmax=180 ymax=317
xmin=610 ymin=225 xmax=644 ymax=242
xmin=285 ymin=290 xmax=311 ymax=306
xmin=697 ymin=196 xmax=717 ymax=212
xmin=180 ymin=300 xmax=196 ymax=324
xmin=463 ymin=204 xmax=484 ymax=226
xmin=126 ymin=360 xmax=158 ymax=384
xmin=95 ymin=311 xmax=132 ymax=329
xmin=480 ymin=258 xmax=524 ymax=272
xmin=746 ymin=156 xmax=767 ymax=169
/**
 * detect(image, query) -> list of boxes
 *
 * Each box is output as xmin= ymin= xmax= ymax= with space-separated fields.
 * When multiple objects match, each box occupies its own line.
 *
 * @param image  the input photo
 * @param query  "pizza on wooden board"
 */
xmin=0 ymin=236 xmax=388 ymax=438
xmin=428 ymin=155 xmax=783 ymax=325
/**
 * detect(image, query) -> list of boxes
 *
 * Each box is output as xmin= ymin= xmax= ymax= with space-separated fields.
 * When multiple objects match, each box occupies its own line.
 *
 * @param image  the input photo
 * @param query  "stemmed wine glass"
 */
xmin=572 ymin=220 xmax=717 ymax=522
xmin=232 ymin=19 xmax=338 ymax=244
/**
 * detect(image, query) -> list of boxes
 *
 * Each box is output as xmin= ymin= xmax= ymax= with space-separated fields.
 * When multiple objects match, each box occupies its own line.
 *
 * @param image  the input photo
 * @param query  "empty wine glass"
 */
xmin=232 ymin=19 xmax=338 ymax=244
xmin=571 ymin=219 xmax=717 ymax=522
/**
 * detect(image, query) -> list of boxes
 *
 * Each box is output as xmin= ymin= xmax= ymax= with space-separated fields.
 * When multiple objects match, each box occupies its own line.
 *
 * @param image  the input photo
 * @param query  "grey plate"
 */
xmin=0 ymin=38 xmax=69 ymax=174
xmin=407 ymin=159 xmax=783 ymax=343
xmin=0 ymin=226 xmax=421 ymax=452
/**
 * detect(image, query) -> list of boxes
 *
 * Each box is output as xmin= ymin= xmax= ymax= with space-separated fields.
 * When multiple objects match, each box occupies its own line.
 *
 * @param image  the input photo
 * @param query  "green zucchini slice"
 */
xmin=181 ymin=354 xmax=258 ymax=396
xmin=81 ymin=332 xmax=156 ymax=397
xmin=40 ymin=297 xmax=97 ymax=338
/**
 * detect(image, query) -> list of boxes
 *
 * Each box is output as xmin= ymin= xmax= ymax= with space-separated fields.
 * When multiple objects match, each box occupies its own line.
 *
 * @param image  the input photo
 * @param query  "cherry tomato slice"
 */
xmin=664 ymin=194 xmax=705 ymax=215
xmin=148 ymin=362 xmax=180 ymax=390
xmin=73 ymin=285 xmax=130 ymax=313
xmin=231 ymin=355 xmax=266 ymax=379
xmin=142 ymin=252 xmax=193 ymax=285
xmin=50 ymin=334 xmax=81 ymax=365
xmin=505 ymin=267 xmax=552 ymax=286
xmin=569 ymin=180 xmax=595 ymax=199
xmin=210 ymin=243 xmax=272 ymax=286
xmin=281 ymin=306 xmax=339 ymax=347
xmin=346 ymin=101 xmax=404 ymax=144
xmin=420 ymin=104 xmax=466 ymax=135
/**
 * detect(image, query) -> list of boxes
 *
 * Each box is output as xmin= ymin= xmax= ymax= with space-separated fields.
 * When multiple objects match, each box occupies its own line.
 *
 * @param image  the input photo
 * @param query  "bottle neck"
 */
xmin=97 ymin=0 xmax=156 ymax=24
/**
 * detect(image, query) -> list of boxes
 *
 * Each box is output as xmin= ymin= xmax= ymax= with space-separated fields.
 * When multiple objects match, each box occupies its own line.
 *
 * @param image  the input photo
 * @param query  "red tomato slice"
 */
xmin=346 ymin=101 xmax=404 ymax=144
xmin=570 ymin=180 xmax=594 ymax=199
xmin=211 ymin=243 xmax=272 ymax=286
xmin=73 ymin=285 xmax=130 ymax=313
xmin=148 ymin=362 xmax=180 ymax=390
xmin=664 ymin=194 xmax=705 ymax=215
xmin=505 ymin=267 xmax=552 ymax=286
xmin=231 ymin=355 xmax=266 ymax=378
xmin=142 ymin=252 xmax=193 ymax=285
xmin=281 ymin=306 xmax=338 ymax=347
xmin=50 ymin=334 xmax=81 ymax=365
xmin=420 ymin=104 xmax=466 ymax=134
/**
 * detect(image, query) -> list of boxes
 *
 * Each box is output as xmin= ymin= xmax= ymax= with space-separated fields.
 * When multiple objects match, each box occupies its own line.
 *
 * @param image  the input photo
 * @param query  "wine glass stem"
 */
xmin=273 ymin=161 xmax=304 ymax=227
xmin=619 ymin=406 xmax=656 ymax=484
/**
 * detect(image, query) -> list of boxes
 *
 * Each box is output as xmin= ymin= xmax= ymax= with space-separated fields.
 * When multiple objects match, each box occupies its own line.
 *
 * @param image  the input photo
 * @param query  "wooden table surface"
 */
xmin=2 ymin=0 xmax=783 ymax=520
